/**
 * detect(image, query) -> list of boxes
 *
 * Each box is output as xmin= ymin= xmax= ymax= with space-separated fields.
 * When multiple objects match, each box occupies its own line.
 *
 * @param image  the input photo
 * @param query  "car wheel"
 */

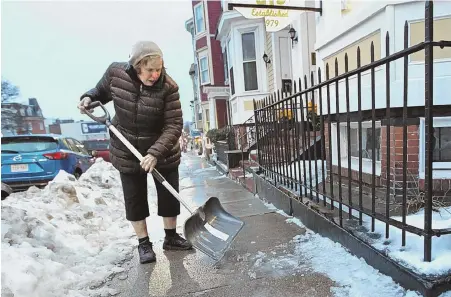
xmin=74 ymin=170 xmax=82 ymax=179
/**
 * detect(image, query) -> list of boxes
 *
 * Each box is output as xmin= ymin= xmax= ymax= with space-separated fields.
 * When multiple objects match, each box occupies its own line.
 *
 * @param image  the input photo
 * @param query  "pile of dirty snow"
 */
xmin=1 ymin=159 xmax=136 ymax=297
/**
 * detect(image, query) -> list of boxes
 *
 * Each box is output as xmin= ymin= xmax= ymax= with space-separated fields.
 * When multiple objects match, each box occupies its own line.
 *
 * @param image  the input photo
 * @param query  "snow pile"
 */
xmin=367 ymin=207 xmax=451 ymax=277
xmin=277 ymin=160 xmax=327 ymax=187
xmin=1 ymin=159 xmax=135 ymax=297
xmin=290 ymin=232 xmax=426 ymax=297
xmin=267 ymin=160 xmax=451 ymax=277
xmin=255 ymin=194 xmax=451 ymax=297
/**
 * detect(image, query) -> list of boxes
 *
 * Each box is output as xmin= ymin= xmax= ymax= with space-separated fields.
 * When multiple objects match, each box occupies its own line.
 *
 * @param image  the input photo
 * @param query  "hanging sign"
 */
xmin=234 ymin=0 xmax=293 ymax=32
xmin=81 ymin=122 xmax=107 ymax=134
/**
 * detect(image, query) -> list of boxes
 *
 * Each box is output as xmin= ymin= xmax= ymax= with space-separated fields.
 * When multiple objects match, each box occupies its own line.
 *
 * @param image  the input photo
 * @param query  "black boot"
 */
xmin=138 ymin=239 xmax=156 ymax=264
xmin=163 ymin=233 xmax=193 ymax=251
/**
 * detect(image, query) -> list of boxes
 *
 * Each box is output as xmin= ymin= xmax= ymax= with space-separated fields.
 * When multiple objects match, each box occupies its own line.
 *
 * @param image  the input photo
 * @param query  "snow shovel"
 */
xmin=83 ymin=101 xmax=245 ymax=262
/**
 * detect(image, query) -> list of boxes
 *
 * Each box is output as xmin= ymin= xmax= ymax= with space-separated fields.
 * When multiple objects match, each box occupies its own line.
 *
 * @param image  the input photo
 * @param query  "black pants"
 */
xmin=120 ymin=168 xmax=180 ymax=221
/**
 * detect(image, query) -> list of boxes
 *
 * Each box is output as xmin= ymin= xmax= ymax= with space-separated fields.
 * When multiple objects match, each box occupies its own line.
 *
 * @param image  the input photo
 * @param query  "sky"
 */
xmin=1 ymin=0 xmax=195 ymax=122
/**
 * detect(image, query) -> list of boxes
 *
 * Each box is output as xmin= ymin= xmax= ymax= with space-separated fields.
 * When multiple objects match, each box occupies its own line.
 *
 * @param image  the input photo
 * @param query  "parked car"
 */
xmin=1 ymin=182 xmax=12 ymax=200
xmin=82 ymin=139 xmax=110 ymax=162
xmin=1 ymin=134 xmax=96 ymax=192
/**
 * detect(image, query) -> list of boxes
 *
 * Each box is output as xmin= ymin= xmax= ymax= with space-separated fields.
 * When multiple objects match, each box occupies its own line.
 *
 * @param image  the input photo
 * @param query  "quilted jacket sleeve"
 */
xmin=80 ymin=63 xmax=114 ymax=104
xmin=147 ymin=84 xmax=183 ymax=160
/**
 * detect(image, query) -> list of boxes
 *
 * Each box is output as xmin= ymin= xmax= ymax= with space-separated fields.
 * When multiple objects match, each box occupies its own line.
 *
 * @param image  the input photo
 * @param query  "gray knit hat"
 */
xmin=129 ymin=41 xmax=163 ymax=67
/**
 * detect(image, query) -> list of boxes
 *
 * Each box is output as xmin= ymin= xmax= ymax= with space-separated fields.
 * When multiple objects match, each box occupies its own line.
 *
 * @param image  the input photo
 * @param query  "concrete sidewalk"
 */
xmin=109 ymin=152 xmax=335 ymax=297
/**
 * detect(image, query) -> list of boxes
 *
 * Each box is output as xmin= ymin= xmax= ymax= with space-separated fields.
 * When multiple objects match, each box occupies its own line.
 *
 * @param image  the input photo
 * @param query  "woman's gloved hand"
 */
xmin=140 ymin=154 xmax=157 ymax=172
xmin=78 ymin=97 xmax=92 ymax=114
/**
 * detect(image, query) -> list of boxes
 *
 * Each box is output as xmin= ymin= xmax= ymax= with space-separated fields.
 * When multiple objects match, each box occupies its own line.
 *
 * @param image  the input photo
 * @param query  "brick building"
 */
xmin=186 ymin=0 xmax=230 ymax=132
xmin=1 ymin=98 xmax=46 ymax=135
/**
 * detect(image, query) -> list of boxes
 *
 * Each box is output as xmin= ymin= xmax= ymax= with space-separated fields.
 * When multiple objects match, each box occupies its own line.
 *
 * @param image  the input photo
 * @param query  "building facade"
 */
xmin=185 ymin=18 xmax=203 ymax=131
xmin=217 ymin=2 xmax=269 ymax=125
xmin=223 ymin=0 xmax=450 ymax=193
xmin=186 ymin=0 xmax=230 ymax=132
xmin=1 ymin=98 xmax=46 ymax=136
xmin=314 ymin=0 xmax=451 ymax=193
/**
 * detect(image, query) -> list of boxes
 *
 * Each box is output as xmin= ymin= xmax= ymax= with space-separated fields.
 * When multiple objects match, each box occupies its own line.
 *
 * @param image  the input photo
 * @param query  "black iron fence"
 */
xmin=253 ymin=1 xmax=451 ymax=262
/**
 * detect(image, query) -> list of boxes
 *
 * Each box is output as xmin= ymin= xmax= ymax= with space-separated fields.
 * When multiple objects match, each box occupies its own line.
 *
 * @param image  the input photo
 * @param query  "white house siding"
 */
xmin=315 ymin=1 xmax=451 ymax=116
xmin=266 ymin=32 xmax=275 ymax=94
xmin=290 ymin=10 xmax=317 ymax=84
xmin=314 ymin=0 xmax=451 ymax=179
xmin=218 ymin=16 xmax=270 ymax=124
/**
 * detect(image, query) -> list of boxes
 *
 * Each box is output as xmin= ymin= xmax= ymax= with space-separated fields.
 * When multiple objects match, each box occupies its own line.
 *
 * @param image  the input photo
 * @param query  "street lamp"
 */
xmin=262 ymin=53 xmax=271 ymax=67
xmin=288 ymin=27 xmax=298 ymax=47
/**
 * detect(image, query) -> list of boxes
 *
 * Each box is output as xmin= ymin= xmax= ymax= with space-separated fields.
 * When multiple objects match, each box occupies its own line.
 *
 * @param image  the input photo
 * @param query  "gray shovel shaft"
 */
xmin=108 ymin=125 xmax=194 ymax=214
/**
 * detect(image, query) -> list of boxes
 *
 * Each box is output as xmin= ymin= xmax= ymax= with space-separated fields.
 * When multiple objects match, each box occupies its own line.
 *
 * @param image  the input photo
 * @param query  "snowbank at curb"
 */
xmin=1 ymin=159 xmax=135 ymax=297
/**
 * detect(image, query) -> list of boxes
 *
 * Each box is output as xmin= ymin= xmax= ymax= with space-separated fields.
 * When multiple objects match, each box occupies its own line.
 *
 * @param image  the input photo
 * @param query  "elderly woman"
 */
xmin=77 ymin=41 xmax=192 ymax=264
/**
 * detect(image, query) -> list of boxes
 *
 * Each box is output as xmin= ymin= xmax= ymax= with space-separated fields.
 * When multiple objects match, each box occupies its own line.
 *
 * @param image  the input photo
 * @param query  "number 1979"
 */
xmin=266 ymin=19 xmax=279 ymax=27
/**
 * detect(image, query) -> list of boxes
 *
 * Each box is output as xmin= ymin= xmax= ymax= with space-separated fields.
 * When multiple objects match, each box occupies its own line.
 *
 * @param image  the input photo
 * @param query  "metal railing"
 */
xmin=253 ymin=1 xmax=451 ymax=262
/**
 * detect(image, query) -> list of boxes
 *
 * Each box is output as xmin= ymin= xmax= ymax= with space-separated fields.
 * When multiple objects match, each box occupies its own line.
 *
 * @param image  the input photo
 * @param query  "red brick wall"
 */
xmin=32 ymin=120 xmax=46 ymax=134
xmin=419 ymin=179 xmax=451 ymax=194
xmin=49 ymin=124 xmax=62 ymax=134
xmin=380 ymin=125 xmax=420 ymax=197
xmin=201 ymin=92 xmax=208 ymax=102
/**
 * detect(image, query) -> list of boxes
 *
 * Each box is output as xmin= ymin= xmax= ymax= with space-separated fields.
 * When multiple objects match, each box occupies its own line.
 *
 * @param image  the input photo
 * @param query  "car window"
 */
xmin=1 ymin=136 xmax=58 ymax=153
xmin=59 ymin=138 xmax=72 ymax=150
xmin=72 ymin=139 xmax=90 ymax=155
xmin=65 ymin=138 xmax=82 ymax=153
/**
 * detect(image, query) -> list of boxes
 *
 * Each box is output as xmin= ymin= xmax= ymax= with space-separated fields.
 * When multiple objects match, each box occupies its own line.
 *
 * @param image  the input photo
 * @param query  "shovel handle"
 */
xmin=84 ymin=101 xmax=111 ymax=125
xmin=107 ymin=125 xmax=194 ymax=215
xmin=81 ymin=102 xmax=194 ymax=214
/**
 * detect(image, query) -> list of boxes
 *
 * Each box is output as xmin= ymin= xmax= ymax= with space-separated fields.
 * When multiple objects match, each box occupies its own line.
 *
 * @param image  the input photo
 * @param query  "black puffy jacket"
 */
xmin=80 ymin=62 xmax=183 ymax=174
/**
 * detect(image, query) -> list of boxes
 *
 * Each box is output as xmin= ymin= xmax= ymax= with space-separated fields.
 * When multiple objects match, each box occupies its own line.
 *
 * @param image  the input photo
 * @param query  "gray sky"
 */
xmin=1 ymin=0 xmax=195 ymax=122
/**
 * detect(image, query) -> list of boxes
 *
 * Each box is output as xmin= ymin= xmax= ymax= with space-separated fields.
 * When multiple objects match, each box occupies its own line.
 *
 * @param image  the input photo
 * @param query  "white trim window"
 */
xmin=199 ymin=55 xmax=210 ymax=85
xmin=227 ymin=39 xmax=235 ymax=95
xmin=420 ymin=117 xmax=451 ymax=178
xmin=433 ymin=126 xmax=451 ymax=163
xmin=223 ymin=49 xmax=229 ymax=83
xmin=194 ymin=3 xmax=205 ymax=35
xmin=333 ymin=121 xmax=382 ymax=175
xmin=347 ymin=124 xmax=382 ymax=162
xmin=241 ymin=32 xmax=258 ymax=91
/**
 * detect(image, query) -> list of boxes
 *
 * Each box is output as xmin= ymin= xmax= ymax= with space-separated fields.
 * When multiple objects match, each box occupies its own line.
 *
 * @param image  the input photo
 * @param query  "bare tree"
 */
xmin=1 ymin=79 xmax=19 ymax=103
xmin=1 ymin=79 xmax=24 ymax=135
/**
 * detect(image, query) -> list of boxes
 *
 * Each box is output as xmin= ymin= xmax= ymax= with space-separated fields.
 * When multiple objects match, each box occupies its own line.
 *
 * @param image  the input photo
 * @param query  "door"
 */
xmin=278 ymin=35 xmax=292 ymax=87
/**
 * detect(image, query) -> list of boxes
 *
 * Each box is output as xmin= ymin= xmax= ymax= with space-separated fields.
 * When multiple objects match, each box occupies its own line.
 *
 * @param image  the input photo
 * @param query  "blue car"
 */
xmin=1 ymin=134 xmax=95 ymax=192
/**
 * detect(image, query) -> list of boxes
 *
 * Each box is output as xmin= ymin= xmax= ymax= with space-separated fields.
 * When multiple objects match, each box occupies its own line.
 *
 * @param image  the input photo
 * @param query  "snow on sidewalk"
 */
xmin=1 ymin=159 xmax=135 ymax=297
xmin=276 ymin=160 xmax=451 ymax=277
xmin=258 ymin=196 xmax=451 ymax=297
